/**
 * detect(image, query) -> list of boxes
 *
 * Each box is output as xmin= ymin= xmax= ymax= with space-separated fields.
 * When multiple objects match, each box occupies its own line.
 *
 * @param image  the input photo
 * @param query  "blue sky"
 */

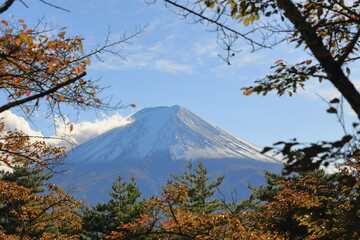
xmin=2 ymin=0 xmax=358 ymax=148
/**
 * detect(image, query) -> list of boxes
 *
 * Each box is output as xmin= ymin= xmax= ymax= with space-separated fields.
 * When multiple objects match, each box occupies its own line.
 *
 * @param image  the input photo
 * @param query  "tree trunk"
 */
xmin=276 ymin=0 xmax=360 ymax=119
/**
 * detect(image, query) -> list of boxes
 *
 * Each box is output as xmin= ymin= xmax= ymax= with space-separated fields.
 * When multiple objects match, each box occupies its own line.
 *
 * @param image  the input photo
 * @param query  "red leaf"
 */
xmin=25 ymin=90 xmax=31 ymax=96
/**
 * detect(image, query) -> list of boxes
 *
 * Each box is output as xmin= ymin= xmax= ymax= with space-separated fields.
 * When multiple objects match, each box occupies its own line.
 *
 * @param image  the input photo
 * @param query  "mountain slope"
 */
xmin=66 ymin=105 xmax=279 ymax=164
xmin=57 ymin=105 xmax=282 ymax=204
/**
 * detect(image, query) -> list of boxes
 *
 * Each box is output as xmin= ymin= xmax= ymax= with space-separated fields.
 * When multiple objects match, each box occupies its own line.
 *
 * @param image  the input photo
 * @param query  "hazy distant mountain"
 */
xmin=55 ymin=105 xmax=282 ymax=204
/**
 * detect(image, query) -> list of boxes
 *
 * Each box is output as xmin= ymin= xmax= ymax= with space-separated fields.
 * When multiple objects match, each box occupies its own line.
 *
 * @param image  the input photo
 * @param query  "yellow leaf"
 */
xmin=15 ymin=38 xmax=22 ymax=46
xmin=19 ymin=33 xmax=28 ymax=42
xmin=58 ymin=32 xmax=65 ymax=39
xmin=243 ymin=17 xmax=250 ymax=26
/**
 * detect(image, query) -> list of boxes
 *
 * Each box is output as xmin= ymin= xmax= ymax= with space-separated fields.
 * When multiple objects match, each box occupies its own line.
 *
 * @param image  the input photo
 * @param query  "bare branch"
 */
xmin=39 ymin=0 xmax=70 ymax=12
xmin=163 ymin=0 xmax=268 ymax=49
xmin=0 ymin=72 xmax=86 ymax=114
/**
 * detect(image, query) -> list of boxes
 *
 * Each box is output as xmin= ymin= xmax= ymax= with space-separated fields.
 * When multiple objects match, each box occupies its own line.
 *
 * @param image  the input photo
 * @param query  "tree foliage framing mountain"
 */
xmin=0 ymin=2 xmax=142 ymax=239
xmin=155 ymin=0 xmax=360 ymax=173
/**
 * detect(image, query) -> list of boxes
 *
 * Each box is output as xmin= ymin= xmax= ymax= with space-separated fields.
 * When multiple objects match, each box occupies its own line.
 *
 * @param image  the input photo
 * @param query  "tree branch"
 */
xmin=163 ymin=0 xmax=268 ymax=49
xmin=338 ymin=29 xmax=360 ymax=65
xmin=0 ymin=0 xmax=15 ymax=14
xmin=0 ymin=72 xmax=86 ymax=114
xmin=276 ymin=0 xmax=360 ymax=119
xmin=39 ymin=0 xmax=70 ymax=12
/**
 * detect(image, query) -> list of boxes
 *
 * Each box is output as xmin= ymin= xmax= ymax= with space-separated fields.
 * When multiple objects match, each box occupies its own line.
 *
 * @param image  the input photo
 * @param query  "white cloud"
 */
xmin=154 ymin=60 xmax=192 ymax=74
xmin=52 ymin=113 xmax=132 ymax=148
xmin=0 ymin=111 xmax=132 ymax=171
xmin=90 ymin=26 xmax=196 ymax=75
xmin=0 ymin=111 xmax=43 ymax=137
xmin=193 ymin=41 xmax=219 ymax=57
xmin=0 ymin=110 xmax=132 ymax=149
xmin=0 ymin=111 xmax=44 ymax=172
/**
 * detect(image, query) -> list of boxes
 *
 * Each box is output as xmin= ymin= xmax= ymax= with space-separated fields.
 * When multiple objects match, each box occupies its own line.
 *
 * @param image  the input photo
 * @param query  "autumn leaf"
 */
xmin=1 ymin=20 xmax=8 ymax=26
xmin=74 ymin=67 xmax=81 ymax=74
xmin=243 ymin=90 xmax=253 ymax=95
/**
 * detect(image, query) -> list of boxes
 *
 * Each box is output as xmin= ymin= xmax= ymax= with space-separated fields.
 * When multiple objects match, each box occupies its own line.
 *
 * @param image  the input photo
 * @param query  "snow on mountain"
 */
xmin=57 ymin=105 xmax=282 ymax=204
xmin=66 ymin=105 xmax=279 ymax=164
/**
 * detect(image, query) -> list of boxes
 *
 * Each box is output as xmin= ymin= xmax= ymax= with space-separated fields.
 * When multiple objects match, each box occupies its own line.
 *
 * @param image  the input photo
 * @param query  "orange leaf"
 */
xmin=18 ymin=19 xmax=24 ymax=23
xmin=25 ymin=90 xmax=31 ymax=96
xmin=25 ymin=106 xmax=30 ymax=113
xmin=274 ymin=60 xmax=283 ymax=64
xmin=130 ymin=104 xmax=136 ymax=107
xmin=70 ymin=124 xmax=74 ymax=132
xmin=1 ymin=20 xmax=8 ymax=26
xmin=15 ymin=38 xmax=22 ymax=46
xmin=243 ymin=90 xmax=253 ymax=95
xmin=46 ymin=95 xmax=50 ymax=100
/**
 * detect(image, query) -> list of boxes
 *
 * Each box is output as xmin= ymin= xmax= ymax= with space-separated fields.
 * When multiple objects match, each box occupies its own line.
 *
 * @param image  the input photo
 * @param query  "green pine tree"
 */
xmin=1 ymin=164 xmax=53 ymax=194
xmin=80 ymin=176 xmax=149 ymax=240
xmin=0 ymin=164 xmax=53 ymax=235
xmin=168 ymin=161 xmax=224 ymax=214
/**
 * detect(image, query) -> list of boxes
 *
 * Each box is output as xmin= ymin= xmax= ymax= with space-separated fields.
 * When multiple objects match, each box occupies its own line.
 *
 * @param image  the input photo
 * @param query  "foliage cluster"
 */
xmin=1 ymin=158 xmax=359 ymax=239
xmin=105 ymin=162 xmax=360 ymax=240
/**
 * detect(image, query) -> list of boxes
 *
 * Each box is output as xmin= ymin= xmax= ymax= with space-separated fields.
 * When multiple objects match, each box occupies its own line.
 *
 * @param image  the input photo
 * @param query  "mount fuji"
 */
xmin=55 ymin=105 xmax=282 ymax=204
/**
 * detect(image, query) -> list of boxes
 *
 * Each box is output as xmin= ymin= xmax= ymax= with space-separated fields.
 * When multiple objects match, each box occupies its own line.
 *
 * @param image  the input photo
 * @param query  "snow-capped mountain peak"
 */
xmin=66 ymin=106 xmax=280 ymax=164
